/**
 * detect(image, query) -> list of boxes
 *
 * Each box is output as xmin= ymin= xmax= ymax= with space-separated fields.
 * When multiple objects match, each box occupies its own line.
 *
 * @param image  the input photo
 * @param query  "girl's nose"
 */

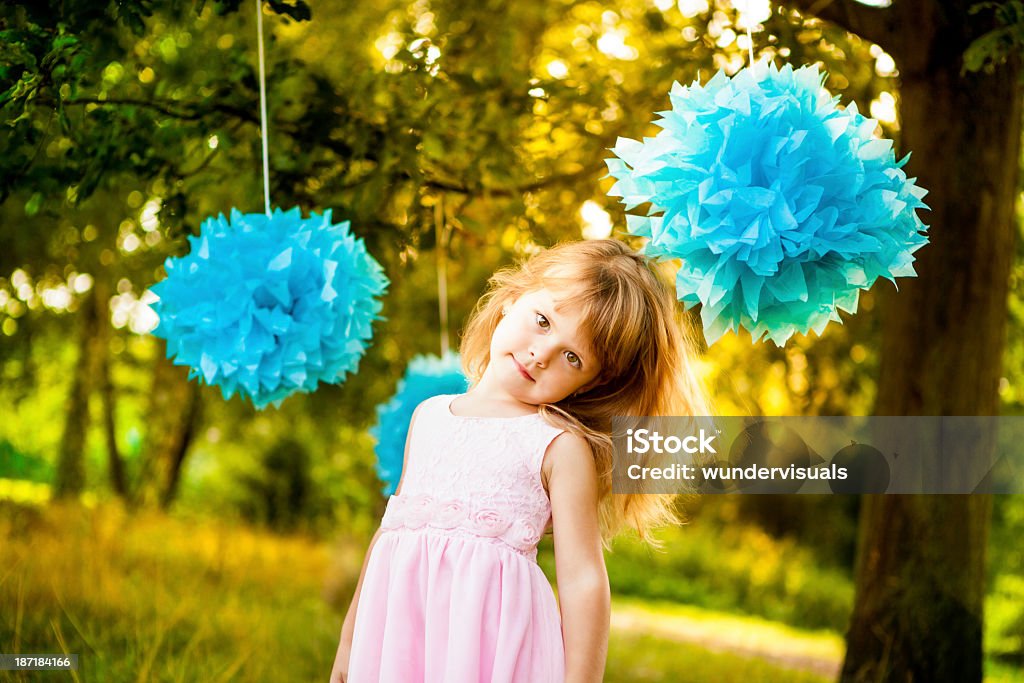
xmin=529 ymin=340 xmax=555 ymax=367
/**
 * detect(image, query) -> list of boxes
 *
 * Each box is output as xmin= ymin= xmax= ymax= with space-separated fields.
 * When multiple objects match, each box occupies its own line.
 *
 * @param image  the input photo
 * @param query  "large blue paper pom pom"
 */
xmin=149 ymin=207 xmax=389 ymax=408
xmin=606 ymin=61 xmax=929 ymax=346
xmin=373 ymin=352 xmax=468 ymax=495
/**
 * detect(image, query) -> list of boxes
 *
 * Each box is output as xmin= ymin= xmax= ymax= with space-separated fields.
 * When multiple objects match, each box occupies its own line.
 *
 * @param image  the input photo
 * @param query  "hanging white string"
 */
xmin=255 ymin=0 xmax=271 ymax=216
xmin=734 ymin=0 xmax=758 ymax=67
xmin=435 ymin=197 xmax=450 ymax=356
xmin=746 ymin=23 xmax=755 ymax=66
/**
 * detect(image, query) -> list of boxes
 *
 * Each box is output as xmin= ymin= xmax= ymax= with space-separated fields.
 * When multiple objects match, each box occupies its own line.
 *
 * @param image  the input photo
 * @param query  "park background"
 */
xmin=1 ymin=0 xmax=1023 ymax=681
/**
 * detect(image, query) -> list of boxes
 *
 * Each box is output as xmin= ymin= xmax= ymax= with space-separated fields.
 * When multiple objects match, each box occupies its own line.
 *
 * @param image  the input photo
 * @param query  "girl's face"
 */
xmin=482 ymin=288 xmax=602 ymax=406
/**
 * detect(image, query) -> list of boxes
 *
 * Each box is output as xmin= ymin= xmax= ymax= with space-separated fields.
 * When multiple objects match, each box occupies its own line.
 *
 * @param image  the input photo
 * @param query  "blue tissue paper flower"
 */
xmin=373 ymin=352 xmax=468 ymax=495
xmin=606 ymin=61 xmax=929 ymax=346
xmin=149 ymin=207 xmax=388 ymax=408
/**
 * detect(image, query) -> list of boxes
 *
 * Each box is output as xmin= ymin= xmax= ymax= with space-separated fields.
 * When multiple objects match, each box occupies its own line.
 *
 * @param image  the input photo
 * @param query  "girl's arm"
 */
xmin=329 ymin=404 xmax=423 ymax=683
xmin=546 ymin=432 xmax=611 ymax=683
xmin=329 ymin=526 xmax=384 ymax=682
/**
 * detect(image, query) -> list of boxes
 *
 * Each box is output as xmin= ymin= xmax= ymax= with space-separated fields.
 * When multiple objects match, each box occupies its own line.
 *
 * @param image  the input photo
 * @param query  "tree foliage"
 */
xmin=2 ymin=0 xmax=1024 ymax=675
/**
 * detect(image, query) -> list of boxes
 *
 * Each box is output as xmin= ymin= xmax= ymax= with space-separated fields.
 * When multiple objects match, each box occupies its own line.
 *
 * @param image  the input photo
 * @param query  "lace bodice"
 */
xmin=380 ymin=394 xmax=564 ymax=560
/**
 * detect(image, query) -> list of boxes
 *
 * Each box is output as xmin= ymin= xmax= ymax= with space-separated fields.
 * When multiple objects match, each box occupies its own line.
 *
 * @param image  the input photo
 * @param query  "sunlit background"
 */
xmin=1 ymin=0 xmax=1022 ymax=681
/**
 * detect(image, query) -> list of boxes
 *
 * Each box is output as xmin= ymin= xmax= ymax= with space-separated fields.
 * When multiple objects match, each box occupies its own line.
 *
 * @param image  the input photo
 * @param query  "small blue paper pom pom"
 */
xmin=149 ymin=207 xmax=389 ymax=408
xmin=372 ymin=352 xmax=469 ymax=495
xmin=606 ymin=61 xmax=930 ymax=346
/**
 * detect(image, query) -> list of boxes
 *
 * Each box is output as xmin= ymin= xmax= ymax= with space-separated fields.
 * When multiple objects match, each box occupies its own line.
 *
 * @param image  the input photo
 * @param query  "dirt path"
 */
xmin=611 ymin=599 xmax=844 ymax=679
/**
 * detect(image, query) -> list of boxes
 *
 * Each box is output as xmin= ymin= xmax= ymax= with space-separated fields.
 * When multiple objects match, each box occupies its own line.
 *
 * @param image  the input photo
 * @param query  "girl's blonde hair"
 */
xmin=460 ymin=239 xmax=712 ymax=545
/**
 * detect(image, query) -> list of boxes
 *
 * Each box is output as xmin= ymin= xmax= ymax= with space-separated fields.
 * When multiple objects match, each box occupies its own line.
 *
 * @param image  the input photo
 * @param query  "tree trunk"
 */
xmin=839 ymin=2 xmax=1020 ymax=682
xmin=93 ymin=280 xmax=128 ymax=499
xmin=134 ymin=351 xmax=201 ymax=508
xmin=53 ymin=286 xmax=102 ymax=499
xmin=158 ymin=381 xmax=201 ymax=509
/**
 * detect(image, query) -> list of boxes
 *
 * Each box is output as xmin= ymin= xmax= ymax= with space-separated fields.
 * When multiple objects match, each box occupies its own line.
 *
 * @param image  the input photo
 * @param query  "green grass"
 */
xmin=0 ymin=501 xmax=1020 ymax=682
xmin=603 ymin=521 xmax=855 ymax=632
xmin=0 ymin=501 xmax=350 ymax=682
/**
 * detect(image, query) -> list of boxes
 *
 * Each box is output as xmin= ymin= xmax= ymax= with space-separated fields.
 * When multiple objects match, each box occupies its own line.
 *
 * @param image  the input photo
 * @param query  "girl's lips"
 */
xmin=512 ymin=356 xmax=535 ymax=382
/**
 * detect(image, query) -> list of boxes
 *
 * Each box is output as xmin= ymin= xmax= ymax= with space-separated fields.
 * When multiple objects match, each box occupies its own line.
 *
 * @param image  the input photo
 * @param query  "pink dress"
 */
xmin=347 ymin=394 xmax=566 ymax=683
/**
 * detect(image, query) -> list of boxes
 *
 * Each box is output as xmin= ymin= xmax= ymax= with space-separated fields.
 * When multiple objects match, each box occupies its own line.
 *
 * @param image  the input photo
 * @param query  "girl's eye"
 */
xmin=565 ymin=351 xmax=581 ymax=368
xmin=535 ymin=313 xmax=550 ymax=329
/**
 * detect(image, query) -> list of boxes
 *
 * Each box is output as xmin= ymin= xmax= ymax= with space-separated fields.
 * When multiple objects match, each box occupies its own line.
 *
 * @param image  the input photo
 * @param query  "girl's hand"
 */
xmin=329 ymin=639 xmax=350 ymax=683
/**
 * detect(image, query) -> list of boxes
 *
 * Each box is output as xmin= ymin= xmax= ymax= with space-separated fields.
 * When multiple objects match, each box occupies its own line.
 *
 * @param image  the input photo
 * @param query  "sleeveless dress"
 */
xmin=347 ymin=394 xmax=566 ymax=683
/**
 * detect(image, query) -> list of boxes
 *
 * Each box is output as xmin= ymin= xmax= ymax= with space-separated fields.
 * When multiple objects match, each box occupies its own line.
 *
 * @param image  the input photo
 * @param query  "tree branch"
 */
xmin=420 ymin=164 xmax=602 ymax=198
xmin=51 ymin=96 xmax=602 ymax=200
xmin=60 ymin=95 xmax=252 ymax=123
xmin=782 ymin=0 xmax=901 ymax=57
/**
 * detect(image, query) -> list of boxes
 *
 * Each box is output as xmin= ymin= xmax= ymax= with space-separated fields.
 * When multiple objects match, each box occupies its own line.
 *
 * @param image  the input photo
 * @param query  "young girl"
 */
xmin=330 ymin=239 xmax=710 ymax=683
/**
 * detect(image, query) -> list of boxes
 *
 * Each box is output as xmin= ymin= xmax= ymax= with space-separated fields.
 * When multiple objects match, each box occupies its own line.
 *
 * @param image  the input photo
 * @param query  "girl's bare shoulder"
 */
xmin=542 ymin=431 xmax=597 ymax=489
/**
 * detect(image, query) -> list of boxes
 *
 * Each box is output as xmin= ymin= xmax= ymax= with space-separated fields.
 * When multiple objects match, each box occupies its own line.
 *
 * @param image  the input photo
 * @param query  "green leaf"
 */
xmin=964 ymin=1 xmax=1024 ymax=75
xmin=24 ymin=192 xmax=42 ymax=216
xmin=421 ymin=132 xmax=446 ymax=160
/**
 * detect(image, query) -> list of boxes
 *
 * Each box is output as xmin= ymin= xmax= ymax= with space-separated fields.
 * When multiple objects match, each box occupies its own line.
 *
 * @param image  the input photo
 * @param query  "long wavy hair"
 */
xmin=460 ymin=239 xmax=712 ymax=546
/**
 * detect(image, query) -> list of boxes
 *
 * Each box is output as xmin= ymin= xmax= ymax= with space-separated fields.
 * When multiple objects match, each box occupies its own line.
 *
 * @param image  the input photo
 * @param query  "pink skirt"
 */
xmin=347 ymin=529 xmax=565 ymax=683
